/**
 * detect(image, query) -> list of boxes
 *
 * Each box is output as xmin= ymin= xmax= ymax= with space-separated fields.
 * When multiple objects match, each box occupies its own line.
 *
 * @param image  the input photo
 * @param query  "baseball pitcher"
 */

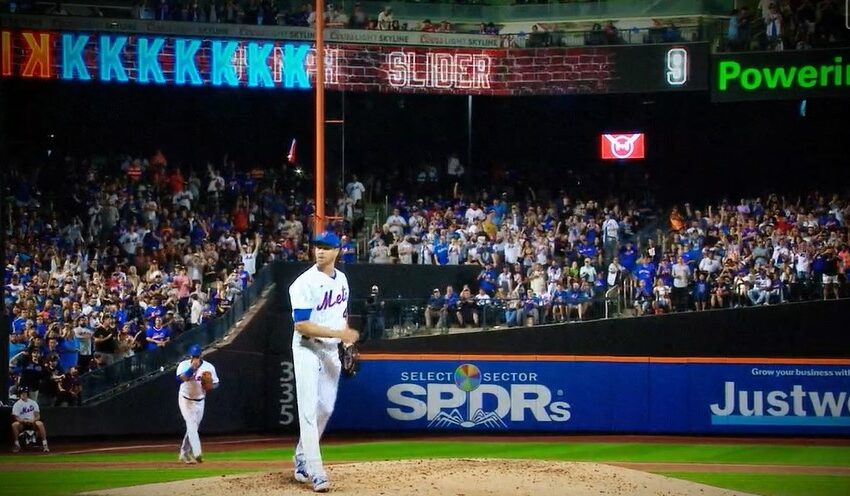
xmin=288 ymin=231 xmax=359 ymax=493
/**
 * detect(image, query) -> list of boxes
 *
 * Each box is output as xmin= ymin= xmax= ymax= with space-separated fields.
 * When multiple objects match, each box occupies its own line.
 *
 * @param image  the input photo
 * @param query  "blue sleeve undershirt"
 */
xmin=293 ymin=308 xmax=312 ymax=322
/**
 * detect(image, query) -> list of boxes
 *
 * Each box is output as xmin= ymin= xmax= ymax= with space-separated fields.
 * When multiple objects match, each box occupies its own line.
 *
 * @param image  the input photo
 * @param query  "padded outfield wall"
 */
xmin=42 ymin=263 xmax=850 ymax=437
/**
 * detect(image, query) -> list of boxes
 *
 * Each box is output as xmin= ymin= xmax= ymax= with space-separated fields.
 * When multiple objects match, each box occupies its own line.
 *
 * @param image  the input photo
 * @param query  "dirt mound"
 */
xmin=83 ymin=458 xmax=754 ymax=495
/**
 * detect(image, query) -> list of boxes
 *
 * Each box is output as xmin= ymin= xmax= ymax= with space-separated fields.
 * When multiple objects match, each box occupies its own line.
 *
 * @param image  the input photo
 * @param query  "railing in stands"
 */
xmin=9 ymin=0 xmax=730 ymax=24
xmin=353 ymin=289 xmax=623 ymax=340
xmin=79 ymin=263 xmax=274 ymax=404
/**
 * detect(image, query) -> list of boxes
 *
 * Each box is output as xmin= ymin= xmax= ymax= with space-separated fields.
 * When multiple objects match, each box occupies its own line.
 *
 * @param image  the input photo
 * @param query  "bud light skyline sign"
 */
xmin=329 ymin=357 xmax=850 ymax=435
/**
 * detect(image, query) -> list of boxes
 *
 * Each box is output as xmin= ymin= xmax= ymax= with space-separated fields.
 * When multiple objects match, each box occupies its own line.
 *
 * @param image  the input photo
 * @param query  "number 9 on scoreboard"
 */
xmin=665 ymin=48 xmax=688 ymax=86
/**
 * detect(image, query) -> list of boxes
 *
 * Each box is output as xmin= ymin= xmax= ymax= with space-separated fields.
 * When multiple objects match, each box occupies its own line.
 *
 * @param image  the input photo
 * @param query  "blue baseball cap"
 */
xmin=313 ymin=231 xmax=340 ymax=248
xmin=188 ymin=344 xmax=202 ymax=357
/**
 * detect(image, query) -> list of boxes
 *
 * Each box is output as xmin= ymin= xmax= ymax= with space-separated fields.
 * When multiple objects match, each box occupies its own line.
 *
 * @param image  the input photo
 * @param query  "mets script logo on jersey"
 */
xmin=386 ymin=363 xmax=571 ymax=429
xmin=316 ymin=287 xmax=348 ymax=311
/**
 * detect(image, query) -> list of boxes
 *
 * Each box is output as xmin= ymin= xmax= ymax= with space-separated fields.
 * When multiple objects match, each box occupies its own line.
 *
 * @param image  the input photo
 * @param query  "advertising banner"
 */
xmin=0 ymin=28 xmax=708 ymax=95
xmin=712 ymin=48 xmax=850 ymax=102
xmin=600 ymin=133 xmax=646 ymax=160
xmin=330 ymin=357 xmax=850 ymax=435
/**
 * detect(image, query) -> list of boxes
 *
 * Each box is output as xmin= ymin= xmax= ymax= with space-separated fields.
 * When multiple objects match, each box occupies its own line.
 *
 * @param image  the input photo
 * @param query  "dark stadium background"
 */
xmin=4 ymin=81 xmax=848 ymax=204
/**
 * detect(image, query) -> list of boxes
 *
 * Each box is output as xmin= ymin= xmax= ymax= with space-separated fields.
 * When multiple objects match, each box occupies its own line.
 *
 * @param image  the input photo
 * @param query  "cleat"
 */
xmin=312 ymin=475 xmax=330 ymax=493
xmin=12 ymin=445 xmax=20 ymax=453
xmin=293 ymin=453 xmax=310 ymax=483
xmin=194 ymin=455 xmax=203 ymax=463
xmin=42 ymin=444 xmax=49 ymax=453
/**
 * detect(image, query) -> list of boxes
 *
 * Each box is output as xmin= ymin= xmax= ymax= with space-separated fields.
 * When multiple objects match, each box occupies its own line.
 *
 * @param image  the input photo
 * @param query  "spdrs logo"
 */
xmin=600 ymin=133 xmax=646 ymax=160
xmin=386 ymin=363 xmax=571 ymax=429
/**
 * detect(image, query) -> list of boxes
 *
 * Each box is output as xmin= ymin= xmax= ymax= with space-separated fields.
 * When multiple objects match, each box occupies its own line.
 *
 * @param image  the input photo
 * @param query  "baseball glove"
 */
xmin=339 ymin=343 xmax=360 ymax=377
xmin=200 ymin=371 xmax=214 ymax=392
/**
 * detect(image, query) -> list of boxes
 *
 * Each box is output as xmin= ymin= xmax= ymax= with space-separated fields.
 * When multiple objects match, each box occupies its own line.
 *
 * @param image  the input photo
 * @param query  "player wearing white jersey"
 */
xmin=175 ymin=344 xmax=219 ymax=464
xmin=288 ymin=231 xmax=359 ymax=493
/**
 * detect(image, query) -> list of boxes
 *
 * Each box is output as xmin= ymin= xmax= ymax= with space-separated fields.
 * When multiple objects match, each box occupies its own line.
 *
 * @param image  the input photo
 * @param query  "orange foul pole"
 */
xmin=314 ymin=0 xmax=326 ymax=235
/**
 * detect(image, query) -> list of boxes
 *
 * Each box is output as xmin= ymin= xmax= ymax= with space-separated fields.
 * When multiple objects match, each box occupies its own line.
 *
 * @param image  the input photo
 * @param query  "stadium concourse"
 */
xmin=5 ymin=150 xmax=850 ymax=403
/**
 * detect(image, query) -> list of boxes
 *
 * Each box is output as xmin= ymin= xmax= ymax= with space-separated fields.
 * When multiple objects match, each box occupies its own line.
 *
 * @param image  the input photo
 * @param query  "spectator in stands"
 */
xmin=764 ymin=2 xmax=783 ymax=49
xmin=145 ymin=316 xmax=171 ymax=350
xmin=349 ymin=3 xmax=367 ymax=29
xmin=604 ymin=21 xmax=621 ymax=44
xmin=736 ymin=7 xmax=753 ymax=49
xmin=377 ymin=6 xmax=392 ymax=30
xmin=530 ymin=24 xmax=552 ymax=47
xmin=18 ymin=349 xmax=47 ymax=402
xmin=693 ymin=273 xmax=709 ymax=311
xmin=39 ymin=353 xmax=62 ymax=407
xmin=93 ymin=316 xmax=119 ymax=365
xmin=579 ymin=258 xmax=596 ymax=284
xmin=47 ymin=2 xmax=68 ymax=15
xmin=457 ymin=286 xmax=479 ymax=327
xmin=652 ymin=278 xmax=672 ymax=314
xmin=424 ymin=288 xmax=446 ymax=329
xmin=586 ymin=23 xmax=604 ymax=46
xmin=727 ymin=8 xmax=741 ymax=49
xmin=443 ymin=285 xmax=460 ymax=326
xmin=633 ymin=279 xmax=652 ymax=316
xmin=326 ymin=4 xmax=347 ymax=28
xmin=822 ymin=246 xmax=841 ymax=300
xmin=56 ymin=367 xmax=82 ymax=407
xmin=223 ymin=0 xmax=238 ymax=23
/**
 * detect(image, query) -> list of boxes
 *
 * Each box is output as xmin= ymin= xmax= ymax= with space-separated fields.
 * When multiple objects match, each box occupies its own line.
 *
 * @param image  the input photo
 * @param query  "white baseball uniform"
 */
xmin=289 ymin=264 xmax=349 ymax=478
xmin=12 ymin=397 xmax=39 ymax=422
xmin=176 ymin=359 xmax=219 ymax=459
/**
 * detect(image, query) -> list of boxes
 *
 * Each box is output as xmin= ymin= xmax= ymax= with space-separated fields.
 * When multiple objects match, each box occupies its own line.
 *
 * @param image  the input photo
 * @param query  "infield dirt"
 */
xmin=83 ymin=458 xmax=756 ymax=495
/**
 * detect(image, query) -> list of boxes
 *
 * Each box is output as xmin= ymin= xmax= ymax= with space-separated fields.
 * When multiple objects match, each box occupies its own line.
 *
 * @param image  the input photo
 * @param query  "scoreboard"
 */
xmin=0 ymin=14 xmax=710 ymax=96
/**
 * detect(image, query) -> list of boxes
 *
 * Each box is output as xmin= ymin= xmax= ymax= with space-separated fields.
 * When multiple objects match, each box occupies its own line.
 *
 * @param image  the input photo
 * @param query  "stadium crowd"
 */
xmin=725 ymin=0 xmax=848 ymax=51
xmin=8 ymin=0 xmax=501 ymax=34
xmin=367 ymin=168 xmax=849 ymax=328
xmin=4 ymin=150 xmax=338 ymax=405
xmin=5 ymin=147 xmax=849 ymax=402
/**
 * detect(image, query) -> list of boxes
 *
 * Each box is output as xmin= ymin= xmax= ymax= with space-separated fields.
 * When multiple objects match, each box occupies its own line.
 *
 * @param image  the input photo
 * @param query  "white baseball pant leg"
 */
xmin=294 ymin=341 xmax=341 ymax=477
xmin=178 ymin=395 xmax=205 ymax=458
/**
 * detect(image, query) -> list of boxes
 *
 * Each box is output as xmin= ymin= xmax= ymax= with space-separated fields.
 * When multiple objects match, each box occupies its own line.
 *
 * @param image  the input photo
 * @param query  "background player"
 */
xmin=288 ymin=231 xmax=359 ymax=492
xmin=10 ymin=386 xmax=49 ymax=452
xmin=176 ymin=344 xmax=219 ymax=464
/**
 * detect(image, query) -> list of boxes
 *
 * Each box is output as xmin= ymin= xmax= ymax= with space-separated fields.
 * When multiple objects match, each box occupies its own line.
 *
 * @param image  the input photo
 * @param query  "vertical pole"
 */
xmin=467 ymin=95 xmax=472 ymax=173
xmin=0 ymin=79 xmax=7 ymax=404
xmin=315 ymin=0 xmax=326 ymax=235
xmin=340 ymin=91 xmax=345 ymax=188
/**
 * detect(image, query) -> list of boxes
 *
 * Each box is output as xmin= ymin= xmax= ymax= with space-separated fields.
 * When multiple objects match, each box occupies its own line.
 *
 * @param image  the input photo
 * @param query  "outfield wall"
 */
xmin=329 ymin=356 xmax=850 ymax=435
xmin=361 ymin=298 xmax=850 ymax=358
xmin=42 ymin=265 xmax=850 ymax=437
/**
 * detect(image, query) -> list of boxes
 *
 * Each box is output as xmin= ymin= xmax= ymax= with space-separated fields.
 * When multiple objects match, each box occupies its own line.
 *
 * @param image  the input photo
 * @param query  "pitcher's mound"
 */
xmin=84 ymin=458 xmax=753 ymax=495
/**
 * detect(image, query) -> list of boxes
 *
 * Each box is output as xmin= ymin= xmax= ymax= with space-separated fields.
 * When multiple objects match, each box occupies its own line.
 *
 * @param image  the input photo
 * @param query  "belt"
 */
xmin=302 ymin=336 xmax=336 ymax=344
xmin=182 ymin=396 xmax=204 ymax=402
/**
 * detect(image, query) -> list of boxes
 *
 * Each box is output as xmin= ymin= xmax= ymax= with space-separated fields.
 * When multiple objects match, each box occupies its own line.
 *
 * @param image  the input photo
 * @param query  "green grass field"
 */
xmin=1 ymin=441 xmax=848 ymax=496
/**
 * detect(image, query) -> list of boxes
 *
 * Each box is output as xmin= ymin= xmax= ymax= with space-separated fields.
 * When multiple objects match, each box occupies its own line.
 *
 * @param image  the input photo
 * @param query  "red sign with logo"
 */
xmin=600 ymin=133 xmax=646 ymax=160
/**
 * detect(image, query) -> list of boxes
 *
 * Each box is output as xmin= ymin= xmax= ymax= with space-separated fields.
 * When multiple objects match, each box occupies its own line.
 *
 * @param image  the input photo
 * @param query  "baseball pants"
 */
xmin=178 ymin=395 xmax=205 ymax=458
xmin=293 ymin=340 xmax=341 ymax=478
